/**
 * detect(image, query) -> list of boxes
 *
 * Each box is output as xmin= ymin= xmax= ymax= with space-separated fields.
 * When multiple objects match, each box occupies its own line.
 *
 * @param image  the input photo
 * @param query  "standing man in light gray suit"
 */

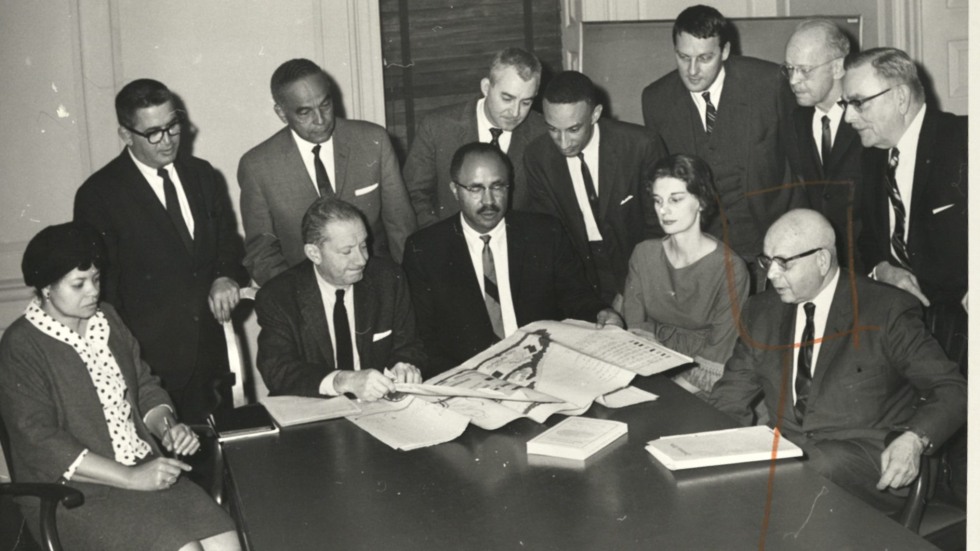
xmin=239 ymin=58 xmax=417 ymax=285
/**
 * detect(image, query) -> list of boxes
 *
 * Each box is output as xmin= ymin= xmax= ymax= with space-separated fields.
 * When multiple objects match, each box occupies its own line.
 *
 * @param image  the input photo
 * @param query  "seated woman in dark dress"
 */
xmin=621 ymin=154 xmax=749 ymax=395
xmin=0 ymin=222 xmax=239 ymax=551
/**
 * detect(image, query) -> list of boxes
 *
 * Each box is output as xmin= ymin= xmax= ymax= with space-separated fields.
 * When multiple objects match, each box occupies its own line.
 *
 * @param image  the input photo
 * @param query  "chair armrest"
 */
xmin=885 ymin=430 xmax=940 ymax=533
xmin=187 ymin=424 xmax=224 ymax=505
xmin=0 ymin=482 xmax=84 ymax=551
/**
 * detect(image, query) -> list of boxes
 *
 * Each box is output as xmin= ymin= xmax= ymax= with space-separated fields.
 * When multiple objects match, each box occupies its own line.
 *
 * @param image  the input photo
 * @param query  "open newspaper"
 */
xmin=347 ymin=320 xmax=692 ymax=447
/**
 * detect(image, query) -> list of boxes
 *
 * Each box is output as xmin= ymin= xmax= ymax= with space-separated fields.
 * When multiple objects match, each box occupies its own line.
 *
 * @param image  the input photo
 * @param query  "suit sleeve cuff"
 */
xmin=319 ymin=371 xmax=341 ymax=396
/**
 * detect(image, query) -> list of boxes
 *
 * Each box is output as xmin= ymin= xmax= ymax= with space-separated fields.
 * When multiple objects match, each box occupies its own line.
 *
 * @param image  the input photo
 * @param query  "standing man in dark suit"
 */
xmin=403 ymin=143 xmax=621 ymax=376
xmin=525 ymin=71 xmax=665 ymax=304
xmin=709 ymin=209 xmax=966 ymax=512
xmin=239 ymin=58 xmax=416 ymax=285
xmin=783 ymin=19 xmax=864 ymax=268
xmin=641 ymin=5 xmax=794 ymax=286
xmin=74 ymin=79 xmax=247 ymax=422
xmin=255 ymin=197 xmax=425 ymax=400
xmin=403 ymin=47 xmax=548 ymax=227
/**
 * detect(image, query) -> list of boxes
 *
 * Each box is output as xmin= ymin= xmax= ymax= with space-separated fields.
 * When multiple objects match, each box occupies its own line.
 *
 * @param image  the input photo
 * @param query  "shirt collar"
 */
xmin=313 ymin=264 xmax=351 ymax=295
xmin=290 ymin=128 xmax=332 ymax=149
xmin=127 ymin=148 xmax=173 ymax=180
xmin=459 ymin=212 xmax=507 ymax=246
xmin=582 ymin=122 xmax=601 ymax=157
xmin=691 ymin=66 xmax=726 ymax=104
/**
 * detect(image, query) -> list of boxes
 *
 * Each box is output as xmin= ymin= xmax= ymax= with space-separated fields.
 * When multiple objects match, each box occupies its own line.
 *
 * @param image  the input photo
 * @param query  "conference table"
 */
xmin=221 ymin=376 xmax=936 ymax=550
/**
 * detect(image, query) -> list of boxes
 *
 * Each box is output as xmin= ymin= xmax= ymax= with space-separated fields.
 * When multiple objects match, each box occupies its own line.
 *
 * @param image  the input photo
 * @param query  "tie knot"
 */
xmin=803 ymin=302 xmax=816 ymax=319
xmin=157 ymin=168 xmax=169 ymax=179
xmin=489 ymin=128 xmax=503 ymax=140
xmin=335 ymin=288 xmax=345 ymax=301
xmin=701 ymin=91 xmax=712 ymax=104
xmin=821 ymin=115 xmax=830 ymax=126
xmin=889 ymin=147 xmax=900 ymax=168
xmin=313 ymin=144 xmax=322 ymax=156
xmin=577 ymin=152 xmax=586 ymax=162
xmin=480 ymin=234 xmax=492 ymax=246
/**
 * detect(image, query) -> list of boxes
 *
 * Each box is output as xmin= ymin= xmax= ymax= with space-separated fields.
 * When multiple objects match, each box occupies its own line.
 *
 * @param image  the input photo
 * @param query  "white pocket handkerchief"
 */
xmin=355 ymin=183 xmax=380 ymax=196
xmin=619 ymin=195 xmax=634 ymax=205
xmin=932 ymin=203 xmax=955 ymax=215
xmin=373 ymin=329 xmax=392 ymax=342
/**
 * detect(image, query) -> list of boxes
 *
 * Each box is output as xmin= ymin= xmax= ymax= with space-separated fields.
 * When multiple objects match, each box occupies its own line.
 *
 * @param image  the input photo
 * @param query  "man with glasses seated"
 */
xmin=74 ymin=79 xmax=247 ymax=423
xmin=782 ymin=20 xmax=864 ymax=267
xmin=402 ymin=142 xmax=622 ymax=376
xmin=709 ymin=208 xmax=966 ymax=513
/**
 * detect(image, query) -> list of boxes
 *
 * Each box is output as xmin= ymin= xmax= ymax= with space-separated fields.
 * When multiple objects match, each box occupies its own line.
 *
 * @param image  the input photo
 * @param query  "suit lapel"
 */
xmin=595 ymin=121 xmax=622 ymax=219
xmin=353 ymin=272 xmax=377 ymax=369
xmin=546 ymin=147 xmax=590 ymax=245
xmin=504 ymin=216 xmax=525 ymax=303
xmin=279 ymin=128 xmax=319 ymax=198
xmin=450 ymin=217 xmax=490 ymax=305
xmin=809 ymin=276 xmax=853 ymax=396
xmin=794 ymin=107 xmax=823 ymax=179
xmin=908 ymin=109 xmax=937 ymax=234
xmin=826 ymin=117 xmax=857 ymax=175
xmin=298 ymin=267 xmax=335 ymax=369
xmin=119 ymin=152 xmax=193 ymax=259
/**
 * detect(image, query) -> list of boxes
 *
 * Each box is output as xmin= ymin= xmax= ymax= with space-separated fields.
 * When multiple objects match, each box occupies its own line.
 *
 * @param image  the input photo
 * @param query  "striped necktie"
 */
xmin=702 ymin=92 xmax=717 ymax=134
xmin=885 ymin=148 xmax=912 ymax=269
xmin=794 ymin=302 xmax=816 ymax=423
xmin=480 ymin=235 xmax=505 ymax=340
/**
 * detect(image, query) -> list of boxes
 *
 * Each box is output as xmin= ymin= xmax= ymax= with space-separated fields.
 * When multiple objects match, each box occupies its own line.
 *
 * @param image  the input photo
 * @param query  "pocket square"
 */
xmin=619 ymin=195 xmax=634 ymax=206
xmin=932 ymin=203 xmax=955 ymax=215
xmin=372 ymin=329 xmax=392 ymax=342
xmin=355 ymin=183 xmax=379 ymax=196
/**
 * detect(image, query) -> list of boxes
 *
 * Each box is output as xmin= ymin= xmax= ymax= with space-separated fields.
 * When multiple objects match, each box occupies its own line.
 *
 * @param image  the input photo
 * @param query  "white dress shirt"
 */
xmin=128 ymin=149 xmax=195 ymax=235
xmin=314 ymin=270 xmax=361 ymax=395
xmin=811 ymin=101 xmax=844 ymax=161
xmin=476 ymin=98 xmax=514 ymax=153
xmin=562 ymin=125 xmax=603 ymax=241
xmin=292 ymin=129 xmax=336 ymax=196
xmin=791 ymin=268 xmax=840 ymax=402
xmin=889 ymin=105 xmax=926 ymax=247
xmin=689 ymin=66 xmax=726 ymax=132
xmin=459 ymin=214 xmax=519 ymax=337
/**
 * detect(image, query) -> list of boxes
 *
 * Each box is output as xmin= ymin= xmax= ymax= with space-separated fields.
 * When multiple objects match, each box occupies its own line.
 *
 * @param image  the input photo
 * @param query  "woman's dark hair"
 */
xmin=645 ymin=154 xmax=719 ymax=227
xmin=22 ymin=221 xmax=105 ymax=298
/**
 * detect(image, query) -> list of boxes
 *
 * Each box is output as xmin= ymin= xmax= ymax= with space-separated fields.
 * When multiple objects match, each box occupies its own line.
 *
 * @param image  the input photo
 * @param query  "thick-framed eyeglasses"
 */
xmin=757 ymin=248 xmax=822 ymax=272
xmin=454 ymin=182 xmax=510 ymax=195
xmin=124 ymin=118 xmax=182 ymax=144
xmin=837 ymin=87 xmax=893 ymax=113
xmin=779 ymin=57 xmax=842 ymax=80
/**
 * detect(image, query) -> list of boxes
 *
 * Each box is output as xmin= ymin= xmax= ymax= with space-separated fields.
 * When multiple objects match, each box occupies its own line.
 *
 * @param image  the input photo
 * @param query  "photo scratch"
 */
xmin=786 ymin=486 xmax=829 ymax=539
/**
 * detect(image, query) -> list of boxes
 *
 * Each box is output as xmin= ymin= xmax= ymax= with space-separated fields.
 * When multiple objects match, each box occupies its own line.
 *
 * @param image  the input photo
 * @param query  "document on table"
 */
xmin=260 ymin=395 xmax=360 ymax=427
xmin=596 ymin=386 xmax=658 ymax=408
xmin=346 ymin=396 xmax=469 ymax=450
xmin=539 ymin=320 xmax=694 ymax=376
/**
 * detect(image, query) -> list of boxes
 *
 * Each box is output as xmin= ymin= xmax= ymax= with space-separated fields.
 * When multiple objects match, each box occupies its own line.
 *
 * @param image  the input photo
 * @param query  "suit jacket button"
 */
xmin=823 ymin=193 xmax=832 ymax=200
xmin=805 ymin=431 xmax=814 ymax=438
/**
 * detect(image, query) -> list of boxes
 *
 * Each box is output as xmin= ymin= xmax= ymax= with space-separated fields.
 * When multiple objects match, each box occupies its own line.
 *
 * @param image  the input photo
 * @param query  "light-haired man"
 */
xmin=403 ymin=47 xmax=548 ymax=227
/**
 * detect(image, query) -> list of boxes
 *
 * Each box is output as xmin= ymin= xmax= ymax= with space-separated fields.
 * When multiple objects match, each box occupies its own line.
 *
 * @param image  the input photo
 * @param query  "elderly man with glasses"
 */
xmin=74 ymin=78 xmax=247 ymax=423
xmin=782 ymin=20 xmax=865 ymax=268
xmin=402 ymin=142 xmax=622 ymax=376
xmin=709 ymin=208 xmax=965 ymax=514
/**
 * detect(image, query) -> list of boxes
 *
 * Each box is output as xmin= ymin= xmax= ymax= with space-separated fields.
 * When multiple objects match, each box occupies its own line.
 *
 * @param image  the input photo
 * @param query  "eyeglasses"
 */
xmin=779 ymin=57 xmax=842 ymax=80
xmin=124 ymin=118 xmax=182 ymax=144
xmin=454 ymin=182 xmax=509 ymax=195
xmin=837 ymin=87 xmax=893 ymax=113
xmin=757 ymin=248 xmax=822 ymax=272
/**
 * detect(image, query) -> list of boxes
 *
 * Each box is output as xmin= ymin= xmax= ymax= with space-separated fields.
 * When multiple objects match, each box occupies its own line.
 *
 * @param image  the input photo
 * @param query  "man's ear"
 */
xmin=895 ymin=84 xmax=912 ymax=115
xmin=118 ymin=126 xmax=134 ymax=147
xmin=304 ymin=243 xmax=321 ymax=265
xmin=274 ymin=103 xmax=288 ymax=125
xmin=480 ymin=77 xmax=491 ymax=98
xmin=590 ymin=104 xmax=603 ymax=124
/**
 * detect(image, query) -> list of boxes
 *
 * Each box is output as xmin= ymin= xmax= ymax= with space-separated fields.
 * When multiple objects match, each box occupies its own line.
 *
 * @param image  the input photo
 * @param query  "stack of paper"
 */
xmin=645 ymin=425 xmax=803 ymax=470
xmin=527 ymin=417 xmax=628 ymax=461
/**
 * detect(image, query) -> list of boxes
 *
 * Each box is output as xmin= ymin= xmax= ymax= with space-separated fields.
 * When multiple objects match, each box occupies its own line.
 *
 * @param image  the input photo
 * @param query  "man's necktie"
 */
xmin=312 ymin=144 xmax=334 ymax=197
xmin=157 ymin=168 xmax=193 ymax=254
xmin=489 ymin=127 xmax=503 ymax=150
xmin=794 ymin=302 xmax=816 ymax=423
xmin=480 ymin=235 xmax=505 ymax=340
xmin=702 ymin=91 xmax=717 ymax=135
xmin=334 ymin=289 xmax=354 ymax=371
xmin=885 ymin=148 xmax=912 ymax=270
xmin=820 ymin=115 xmax=833 ymax=169
xmin=576 ymin=153 xmax=601 ymax=222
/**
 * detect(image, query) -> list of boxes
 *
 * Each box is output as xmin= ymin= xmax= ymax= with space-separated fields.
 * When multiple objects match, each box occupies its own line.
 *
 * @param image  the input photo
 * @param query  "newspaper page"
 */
xmin=346 ymin=396 xmax=470 ymax=450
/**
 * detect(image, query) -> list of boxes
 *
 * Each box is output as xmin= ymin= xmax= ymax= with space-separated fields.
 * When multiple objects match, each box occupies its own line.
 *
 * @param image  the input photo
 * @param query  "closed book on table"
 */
xmin=527 ymin=417 xmax=628 ymax=461
xmin=645 ymin=425 xmax=802 ymax=471
xmin=209 ymin=403 xmax=280 ymax=442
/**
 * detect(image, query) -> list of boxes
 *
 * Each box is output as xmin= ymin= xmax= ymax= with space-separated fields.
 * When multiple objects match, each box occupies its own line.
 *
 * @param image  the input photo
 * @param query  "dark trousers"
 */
xmin=797 ymin=437 xmax=905 ymax=514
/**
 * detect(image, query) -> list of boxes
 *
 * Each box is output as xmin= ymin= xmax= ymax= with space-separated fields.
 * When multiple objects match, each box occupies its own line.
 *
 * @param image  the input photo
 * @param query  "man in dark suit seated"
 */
xmin=254 ymin=197 xmax=425 ymax=401
xmin=783 ymin=19 xmax=864 ymax=268
xmin=74 ymin=79 xmax=247 ymax=423
xmin=403 ymin=47 xmax=548 ymax=227
xmin=641 ymin=5 xmax=795 ymax=289
xmin=709 ymin=209 xmax=966 ymax=513
xmin=403 ymin=142 xmax=622 ymax=376
xmin=524 ymin=71 xmax=665 ymax=304
xmin=239 ymin=58 xmax=416 ymax=285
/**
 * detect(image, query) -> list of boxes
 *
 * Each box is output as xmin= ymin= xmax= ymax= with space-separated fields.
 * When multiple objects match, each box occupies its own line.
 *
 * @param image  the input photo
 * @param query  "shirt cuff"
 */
xmin=62 ymin=449 xmax=89 ymax=481
xmin=142 ymin=404 xmax=174 ymax=425
xmin=319 ymin=371 xmax=341 ymax=396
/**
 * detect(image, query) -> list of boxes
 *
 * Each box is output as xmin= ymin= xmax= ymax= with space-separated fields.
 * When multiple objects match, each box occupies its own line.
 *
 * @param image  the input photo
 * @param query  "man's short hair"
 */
xmin=673 ymin=5 xmax=729 ymax=48
xmin=488 ymin=47 xmax=542 ymax=83
xmin=115 ymin=79 xmax=174 ymax=128
xmin=845 ymin=47 xmax=924 ymax=104
xmin=449 ymin=142 xmax=514 ymax=186
xmin=541 ymin=71 xmax=596 ymax=108
xmin=302 ymin=196 xmax=364 ymax=245
xmin=271 ymin=58 xmax=330 ymax=104
xmin=794 ymin=18 xmax=851 ymax=59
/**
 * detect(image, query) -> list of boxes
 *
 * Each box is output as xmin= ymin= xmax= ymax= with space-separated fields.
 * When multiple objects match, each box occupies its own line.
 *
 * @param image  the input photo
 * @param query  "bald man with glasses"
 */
xmin=709 ymin=209 xmax=965 ymax=513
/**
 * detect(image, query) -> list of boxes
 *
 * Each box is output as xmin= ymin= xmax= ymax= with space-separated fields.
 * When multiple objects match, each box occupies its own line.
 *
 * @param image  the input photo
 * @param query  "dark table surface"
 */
xmin=222 ymin=376 xmax=936 ymax=550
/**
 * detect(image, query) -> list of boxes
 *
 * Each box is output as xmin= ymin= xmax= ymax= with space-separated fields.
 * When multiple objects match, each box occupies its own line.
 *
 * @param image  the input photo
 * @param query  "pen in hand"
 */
xmin=163 ymin=416 xmax=174 ymax=456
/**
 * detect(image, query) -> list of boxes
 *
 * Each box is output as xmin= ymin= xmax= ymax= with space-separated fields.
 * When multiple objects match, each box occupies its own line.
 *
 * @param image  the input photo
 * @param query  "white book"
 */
xmin=645 ymin=425 xmax=803 ymax=471
xmin=527 ymin=417 xmax=628 ymax=461
xmin=260 ymin=395 xmax=361 ymax=428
